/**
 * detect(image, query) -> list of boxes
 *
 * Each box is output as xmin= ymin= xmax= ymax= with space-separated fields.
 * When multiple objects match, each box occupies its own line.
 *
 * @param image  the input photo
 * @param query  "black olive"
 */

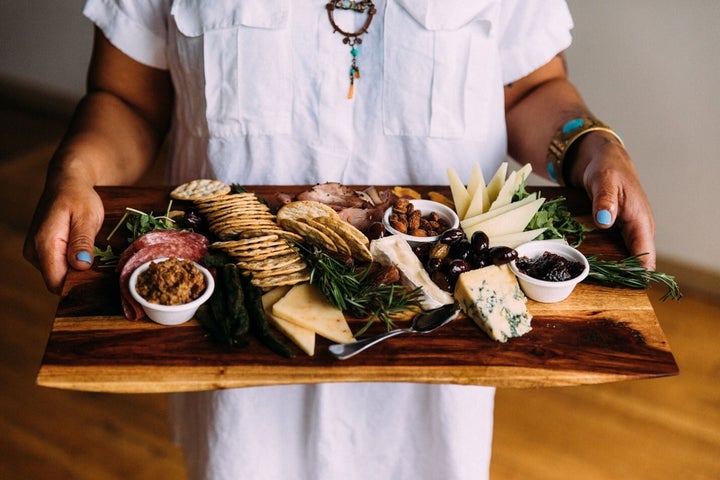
xmin=448 ymin=258 xmax=472 ymax=278
xmin=366 ymin=221 xmax=386 ymax=240
xmin=431 ymin=271 xmax=454 ymax=292
xmin=467 ymin=251 xmax=491 ymax=269
xmin=470 ymin=230 xmax=489 ymax=253
xmin=449 ymin=239 xmax=472 ymax=260
xmin=412 ymin=243 xmax=433 ymax=263
xmin=426 ymin=257 xmax=443 ymax=273
xmin=488 ymin=246 xmax=518 ymax=266
xmin=439 ymin=228 xmax=465 ymax=245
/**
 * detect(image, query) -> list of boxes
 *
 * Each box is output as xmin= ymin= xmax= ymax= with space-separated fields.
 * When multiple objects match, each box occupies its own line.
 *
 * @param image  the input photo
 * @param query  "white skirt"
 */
xmin=169 ymin=383 xmax=495 ymax=480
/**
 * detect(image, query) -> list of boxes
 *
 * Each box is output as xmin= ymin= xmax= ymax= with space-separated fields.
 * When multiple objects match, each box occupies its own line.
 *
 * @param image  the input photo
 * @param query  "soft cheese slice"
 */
xmin=370 ymin=235 xmax=454 ymax=310
xmin=454 ymin=265 xmax=532 ymax=342
xmin=465 ymin=164 xmax=490 ymax=219
xmin=488 ymin=171 xmax=518 ymax=211
xmin=262 ymin=286 xmax=316 ymax=356
xmin=271 ymin=283 xmax=355 ymax=344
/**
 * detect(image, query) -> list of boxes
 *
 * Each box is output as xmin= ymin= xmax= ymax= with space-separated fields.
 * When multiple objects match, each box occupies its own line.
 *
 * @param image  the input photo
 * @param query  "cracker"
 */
xmin=279 ymin=217 xmax=336 ymax=252
xmin=312 ymin=215 xmax=372 ymax=262
xmin=236 ymin=253 xmax=304 ymax=271
xmin=304 ymin=217 xmax=352 ymax=256
xmin=277 ymin=200 xmax=339 ymax=223
xmin=170 ymin=179 xmax=231 ymax=201
xmin=251 ymin=271 xmax=310 ymax=288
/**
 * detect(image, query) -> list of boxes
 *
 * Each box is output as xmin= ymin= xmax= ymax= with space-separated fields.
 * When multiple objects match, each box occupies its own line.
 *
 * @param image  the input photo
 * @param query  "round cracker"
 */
xmin=304 ymin=217 xmax=352 ymax=256
xmin=279 ymin=217 xmax=336 ymax=252
xmin=312 ymin=215 xmax=372 ymax=262
xmin=277 ymin=200 xmax=339 ymax=223
xmin=170 ymin=179 xmax=231 ymax=201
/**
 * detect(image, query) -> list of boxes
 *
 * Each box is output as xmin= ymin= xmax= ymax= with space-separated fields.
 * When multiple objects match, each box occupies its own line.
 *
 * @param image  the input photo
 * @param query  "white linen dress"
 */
xmin=83 ymin=1 xmax=573 ymax=478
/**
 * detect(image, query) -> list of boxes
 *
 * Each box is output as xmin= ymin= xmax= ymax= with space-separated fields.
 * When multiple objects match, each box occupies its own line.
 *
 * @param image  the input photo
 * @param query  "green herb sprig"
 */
xmin=299 ymin=245 xmax=423 ymax=336
xmin=586 ymin=254 xmax=682 ymax=301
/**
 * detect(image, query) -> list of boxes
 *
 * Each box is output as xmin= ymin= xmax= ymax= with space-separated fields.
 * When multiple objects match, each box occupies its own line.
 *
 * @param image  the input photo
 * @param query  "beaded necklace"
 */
xmin=325 ymin=1 xmax=377 ymax=99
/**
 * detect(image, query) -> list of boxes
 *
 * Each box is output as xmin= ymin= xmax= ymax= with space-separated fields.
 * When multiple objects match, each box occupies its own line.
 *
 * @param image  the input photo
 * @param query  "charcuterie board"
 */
xmin=36 ymin=185 xmax=678 ymax=393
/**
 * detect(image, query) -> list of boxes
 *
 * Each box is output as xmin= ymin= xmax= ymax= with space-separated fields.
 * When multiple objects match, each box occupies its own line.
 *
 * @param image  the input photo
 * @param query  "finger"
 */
xmin=24 ymin=224 xmax=70 ymax=295
xmin=66 ymin=208 xmax=104 ymax=272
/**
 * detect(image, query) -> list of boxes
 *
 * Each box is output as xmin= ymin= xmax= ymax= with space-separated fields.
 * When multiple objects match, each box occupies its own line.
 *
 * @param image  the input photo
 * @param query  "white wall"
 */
xmin=1 ymin=0 xmax=719 ymax=276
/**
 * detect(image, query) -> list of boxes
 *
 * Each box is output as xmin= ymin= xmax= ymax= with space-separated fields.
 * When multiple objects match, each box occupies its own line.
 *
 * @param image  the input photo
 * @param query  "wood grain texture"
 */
xmin=36 ymin=186 xmax=678 ymax=392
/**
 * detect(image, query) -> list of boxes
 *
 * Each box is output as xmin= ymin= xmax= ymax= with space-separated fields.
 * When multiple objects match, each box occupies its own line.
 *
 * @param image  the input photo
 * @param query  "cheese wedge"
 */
xmin=488 ymin=170 xmax=517 ymax=211
xmin=465 ymin=165 xmax=490 ymax=219
xmin=271 ymin=283 xmax=355 ymax=344
xmin=454 ymin=265 xmax=532 ymax=342
xmin=447 ymin=167 xmax=471 ymax=219
xmin=370 ymin=235 xmax=454 ymax=310
xmin=486 ymin=162 xmax=508 ymax=204
xmin=461 ymin=192 xmax=539 ymax=230
xmin=464 ymin=197 xmax=545 ymax=239
xmin=488 ymin=228 xmax=547 ymax=249
xmin=262 ymin=286 xmax=316 ymax=356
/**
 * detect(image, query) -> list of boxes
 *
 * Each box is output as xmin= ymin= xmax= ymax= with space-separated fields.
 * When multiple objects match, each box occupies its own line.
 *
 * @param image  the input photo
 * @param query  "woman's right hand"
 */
xmin=24 ymin=175 xmax=105 ymax=295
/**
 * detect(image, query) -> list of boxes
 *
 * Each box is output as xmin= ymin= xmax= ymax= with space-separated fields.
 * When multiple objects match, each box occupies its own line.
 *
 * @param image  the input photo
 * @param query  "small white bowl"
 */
xmin=382 ymin=199 xmax=460 ymax=246
xmin=509 ymin=240 xmax=589 ymax=303
xmin=129 ymin=258 xmax=215 ymax=325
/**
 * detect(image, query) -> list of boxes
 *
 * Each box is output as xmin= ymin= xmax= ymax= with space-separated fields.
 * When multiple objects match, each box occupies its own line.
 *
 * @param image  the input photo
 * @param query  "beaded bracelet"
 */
xmin=547 ymin=115 xmax=624 ymax=186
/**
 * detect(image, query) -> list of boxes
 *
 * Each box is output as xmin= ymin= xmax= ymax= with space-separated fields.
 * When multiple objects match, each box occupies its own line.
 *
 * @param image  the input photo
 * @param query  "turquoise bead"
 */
xmin=350 ymin=48 xmax=358 ymax=57
xmin=547 ymin=162 xmax=557 ymax=181
xmin=562 ymin=118 xmax=585 ymax=134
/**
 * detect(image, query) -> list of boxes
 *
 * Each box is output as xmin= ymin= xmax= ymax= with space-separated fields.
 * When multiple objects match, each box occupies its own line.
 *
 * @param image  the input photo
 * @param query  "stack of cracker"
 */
xmin=171 ymin=180 xmax=310 ymax=289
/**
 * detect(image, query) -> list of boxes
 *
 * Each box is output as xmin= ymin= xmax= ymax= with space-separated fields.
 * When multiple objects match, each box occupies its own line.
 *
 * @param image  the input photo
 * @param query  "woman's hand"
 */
xmin=571 ymin=132 xmax=656 ymax=269
xmin=24 ymin=174 xmax=104 ymax=294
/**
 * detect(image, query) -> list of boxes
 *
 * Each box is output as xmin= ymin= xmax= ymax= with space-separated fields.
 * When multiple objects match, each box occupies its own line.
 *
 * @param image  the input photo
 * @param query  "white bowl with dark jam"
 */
xmin=509 ymin=240 xmax=589 ymax=303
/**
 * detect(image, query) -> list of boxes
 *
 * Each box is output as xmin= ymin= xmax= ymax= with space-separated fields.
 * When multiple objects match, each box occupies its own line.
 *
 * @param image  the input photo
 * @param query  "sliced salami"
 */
xmin=116 ymin=230 xmax=208 ymax=273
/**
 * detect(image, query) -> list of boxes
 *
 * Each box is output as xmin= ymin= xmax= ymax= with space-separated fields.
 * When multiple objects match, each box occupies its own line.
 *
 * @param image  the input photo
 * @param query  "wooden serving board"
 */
xmin=36 ymin=185 xmax=678 ymax=393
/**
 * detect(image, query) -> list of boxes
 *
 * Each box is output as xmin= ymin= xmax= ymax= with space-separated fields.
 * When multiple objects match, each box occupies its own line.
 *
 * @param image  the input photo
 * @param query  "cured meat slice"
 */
xmin=116 ymin=230 xmax=208 ymax=272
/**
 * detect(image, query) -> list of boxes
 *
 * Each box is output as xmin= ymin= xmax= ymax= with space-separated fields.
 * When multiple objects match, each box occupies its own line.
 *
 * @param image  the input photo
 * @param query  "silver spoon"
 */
xmin=328 ymin=303 xmax=460 ymax=360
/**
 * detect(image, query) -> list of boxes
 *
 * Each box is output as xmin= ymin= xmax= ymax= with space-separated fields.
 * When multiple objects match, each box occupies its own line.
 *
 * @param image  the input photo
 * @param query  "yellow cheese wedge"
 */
xmin=488 ymin=228 xmax=547 ymax=249
xmin=488 ymin=170 xmax=517 ymax=211
xmin=461 ymin=192 xmax=539 ymax=230
xmin=465 ymin=164 xmax=490 ymax=218
xmin=271 ymin=283 xmax=355 ymax=344
xmin=447 ymin=167 xmax=471 ymax=219
xmin=262 ymin=286 xmax=316 ymax=356
xmin=464 ymin=197 xmax=545 ymax=239
xmin=485 ymin=162 xmax=508 ymax=204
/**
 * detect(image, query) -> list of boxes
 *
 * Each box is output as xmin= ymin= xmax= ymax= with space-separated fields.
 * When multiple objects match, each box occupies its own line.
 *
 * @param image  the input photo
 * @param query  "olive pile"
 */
xmin=412 ymin=228 xmax=518 ymax=292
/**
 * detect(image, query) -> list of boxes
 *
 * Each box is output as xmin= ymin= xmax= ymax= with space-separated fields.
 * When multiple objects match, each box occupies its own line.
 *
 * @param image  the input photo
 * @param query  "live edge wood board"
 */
xmin=36 ymin=185 xmax=678 ymax=393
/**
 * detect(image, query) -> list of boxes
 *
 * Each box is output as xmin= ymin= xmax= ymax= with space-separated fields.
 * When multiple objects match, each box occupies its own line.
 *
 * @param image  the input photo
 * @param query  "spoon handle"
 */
xmin=328 ymin=328 xmax=408 ymax=360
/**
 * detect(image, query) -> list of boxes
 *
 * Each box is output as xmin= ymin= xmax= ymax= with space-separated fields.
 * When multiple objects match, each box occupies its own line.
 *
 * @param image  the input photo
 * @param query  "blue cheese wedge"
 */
xmin=454 ymin=265 xmax=532 ymax=342
xmin=370 ymin=235 xmax=454 ymax=310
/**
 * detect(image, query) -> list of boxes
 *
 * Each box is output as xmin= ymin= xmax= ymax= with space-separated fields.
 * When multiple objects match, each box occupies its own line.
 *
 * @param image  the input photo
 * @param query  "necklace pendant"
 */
xmin=326 ymin=1 xmax=376 ymax=99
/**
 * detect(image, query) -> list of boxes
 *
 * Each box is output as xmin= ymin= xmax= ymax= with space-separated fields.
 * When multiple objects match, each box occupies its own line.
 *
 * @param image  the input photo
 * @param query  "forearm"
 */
xmin=47 ymin=90 xmax=165 ymax=189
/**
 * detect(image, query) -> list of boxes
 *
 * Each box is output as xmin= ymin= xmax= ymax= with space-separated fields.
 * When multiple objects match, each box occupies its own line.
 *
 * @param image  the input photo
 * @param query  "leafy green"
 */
xmin=514 ymin=178 xmax=591 ymax=247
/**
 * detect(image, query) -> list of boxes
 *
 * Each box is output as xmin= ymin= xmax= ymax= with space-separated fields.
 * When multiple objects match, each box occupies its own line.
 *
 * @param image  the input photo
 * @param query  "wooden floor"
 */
xmin=1 ymin=103 xmax=718 ymax=480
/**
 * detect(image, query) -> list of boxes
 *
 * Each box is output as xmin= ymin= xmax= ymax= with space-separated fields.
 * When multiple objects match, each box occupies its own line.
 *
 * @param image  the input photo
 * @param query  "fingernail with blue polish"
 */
xmin=76 ymin=251 xmax=92 ymax=264
xmin=596 ymin=209 xmax=612 ymax=226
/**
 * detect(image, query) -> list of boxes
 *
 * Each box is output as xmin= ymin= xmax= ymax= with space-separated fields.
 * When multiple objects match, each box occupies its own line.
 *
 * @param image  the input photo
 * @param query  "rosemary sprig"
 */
xmin=586 ymin=254 xmax=682 ymax=301
xmin=299 ymin=245 xmax=423 ymax=335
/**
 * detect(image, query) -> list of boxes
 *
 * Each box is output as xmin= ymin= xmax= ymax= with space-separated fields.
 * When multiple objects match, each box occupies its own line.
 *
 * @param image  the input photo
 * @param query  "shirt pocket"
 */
xmin=384 ymin=0 xmax=500 ymax=139
xmin=171 ymin=0 xmax=292 ymax=137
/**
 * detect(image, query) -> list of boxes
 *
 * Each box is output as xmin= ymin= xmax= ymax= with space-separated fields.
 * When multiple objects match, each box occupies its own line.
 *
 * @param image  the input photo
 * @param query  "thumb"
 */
xmin=66 ymin=215 xmax=102 ymax=271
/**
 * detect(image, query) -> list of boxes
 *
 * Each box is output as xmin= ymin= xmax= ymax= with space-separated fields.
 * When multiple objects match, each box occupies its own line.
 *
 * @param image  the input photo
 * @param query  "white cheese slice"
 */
xmin=271 ymin=283 xmax=355 ymax=344
xmin=486 ymin=162 xmax=508 ymax=205
xmin=447 ymin=167 xmax=471 ymax=219
xmin=454 ymin=265 xmax=532 ymax=342
xmin=262 ymin=286 xmax=316 ymax=356
xmin=488 ymin=170 xmax=517 ymax=211
xmin=370 ymin=235 xmax=454 ymax=310
xmin=488 ymin=228 xmax=547 ymax=249
xmin=464 ymin=197 xmax=545 ymax=239
xmin=465 ymin=164 xmax=490 ymax=218
xmin=461 ymin=192 xmax=539 ymax=230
